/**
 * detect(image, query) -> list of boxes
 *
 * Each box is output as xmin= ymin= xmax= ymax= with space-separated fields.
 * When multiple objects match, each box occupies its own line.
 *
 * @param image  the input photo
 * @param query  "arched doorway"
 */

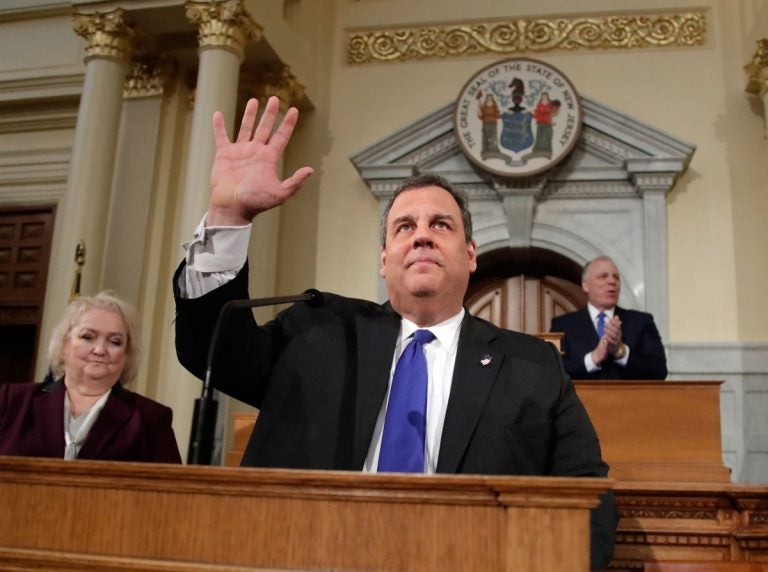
xmin=465 ymin=247 xmax=585 ymax=334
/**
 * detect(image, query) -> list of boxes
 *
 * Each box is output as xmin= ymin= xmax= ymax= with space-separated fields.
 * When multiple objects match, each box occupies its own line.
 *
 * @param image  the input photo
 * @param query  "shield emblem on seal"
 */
xmin=500 ymin=109 xmax=534 ymax=153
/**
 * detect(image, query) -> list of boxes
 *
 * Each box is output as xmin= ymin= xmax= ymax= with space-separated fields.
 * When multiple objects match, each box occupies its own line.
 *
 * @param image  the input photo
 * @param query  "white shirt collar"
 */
xmin=587 ymin=303 xmax=615 ymax=322
xmin=400 ymin=308 xmax=464 ymax=353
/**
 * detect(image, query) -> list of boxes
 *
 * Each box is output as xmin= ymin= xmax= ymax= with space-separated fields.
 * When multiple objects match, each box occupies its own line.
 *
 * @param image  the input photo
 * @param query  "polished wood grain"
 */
xmin=0 ymin=457 xmax=608 ymax=572
xmin=574 ymin=380 xmax=730 ymax=483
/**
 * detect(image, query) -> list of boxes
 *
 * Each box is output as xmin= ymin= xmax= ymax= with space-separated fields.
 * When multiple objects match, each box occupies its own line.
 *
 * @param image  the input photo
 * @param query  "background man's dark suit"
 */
xmin=0 ymin=378 xmax=182 ymax=463
xmin=174 ymin=263 xmax=618 ymax=569
xmin=550 ymin=307 xmax=668 ymax=380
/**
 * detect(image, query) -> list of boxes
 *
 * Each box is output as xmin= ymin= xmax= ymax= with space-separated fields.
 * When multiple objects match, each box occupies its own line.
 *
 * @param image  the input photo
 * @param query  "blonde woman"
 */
xmin=0 ymin=292 xmax=181 ymax=463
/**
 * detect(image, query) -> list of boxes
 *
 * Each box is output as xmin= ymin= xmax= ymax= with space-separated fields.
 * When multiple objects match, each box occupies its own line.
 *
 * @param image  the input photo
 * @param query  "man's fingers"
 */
xmin=212 ymin=111 xmax=231 ymax=147
xmin=281 ymin=166 xmax=315 ymax=195
xmin=235 ymin=98 xmax=260 ymax=143
xmin=252 ymin=96 xmax=280 ymax=144
xmin=267 ymin=106 xmax=299 ymax=155
xmin=605 ymin=320 xmax=621 ymax=335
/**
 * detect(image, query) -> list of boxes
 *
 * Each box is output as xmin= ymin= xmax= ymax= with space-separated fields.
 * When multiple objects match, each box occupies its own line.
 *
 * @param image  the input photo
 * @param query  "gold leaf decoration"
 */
xmin=347 ymin=12 xmax=707 ymax=64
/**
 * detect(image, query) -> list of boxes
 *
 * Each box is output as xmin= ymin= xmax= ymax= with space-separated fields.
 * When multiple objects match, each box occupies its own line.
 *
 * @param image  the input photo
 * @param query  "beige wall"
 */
xmin=295 ymin=0 xmax=768 ymax=343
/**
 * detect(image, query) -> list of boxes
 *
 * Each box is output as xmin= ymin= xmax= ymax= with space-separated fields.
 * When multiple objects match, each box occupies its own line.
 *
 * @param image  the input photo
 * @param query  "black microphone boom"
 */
xmin=187 ymin=288 xmax=323 ymax=465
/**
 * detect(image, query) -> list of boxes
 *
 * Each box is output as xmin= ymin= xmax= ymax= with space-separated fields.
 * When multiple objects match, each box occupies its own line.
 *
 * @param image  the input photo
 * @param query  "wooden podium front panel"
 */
xmin=574 ymin=381 xmax=730 ymax=483
xmin=229 ymin=382 xmax=731 ymax=484
xmin=0 ymin=457 xmax=608 ymax=572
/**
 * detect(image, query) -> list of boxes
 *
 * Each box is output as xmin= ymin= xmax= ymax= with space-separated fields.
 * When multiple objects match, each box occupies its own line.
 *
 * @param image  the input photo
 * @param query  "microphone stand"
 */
xmin=187 ymin=289 xmax=322 ymax=465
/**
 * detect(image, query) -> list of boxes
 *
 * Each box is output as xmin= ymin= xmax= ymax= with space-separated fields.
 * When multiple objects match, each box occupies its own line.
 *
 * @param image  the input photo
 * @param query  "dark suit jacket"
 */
xmin=550 ymin=306 xmax=668 ymax=380
xmin=174 ymin=262 xmax=618 ymax=569
xmin=0 ymin=378 xmax=182 ymax=463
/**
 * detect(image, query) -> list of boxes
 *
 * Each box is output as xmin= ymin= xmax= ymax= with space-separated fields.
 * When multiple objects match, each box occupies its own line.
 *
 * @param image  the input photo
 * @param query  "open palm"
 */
xmin=208 ymin=96 xmax=314 ymax=226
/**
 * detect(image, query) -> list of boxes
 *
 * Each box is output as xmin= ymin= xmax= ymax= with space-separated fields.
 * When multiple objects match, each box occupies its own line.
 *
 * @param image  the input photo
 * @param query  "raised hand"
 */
xmin=207 ymin=96 xmax=314 ymax=226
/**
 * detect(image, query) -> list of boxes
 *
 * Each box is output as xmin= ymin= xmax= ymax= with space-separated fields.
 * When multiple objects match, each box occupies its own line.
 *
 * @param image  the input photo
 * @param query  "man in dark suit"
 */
xmin=550 ymin=256 xmax=668 ymax=380
xmin=173 ymin=96 xmax=617 ymax=569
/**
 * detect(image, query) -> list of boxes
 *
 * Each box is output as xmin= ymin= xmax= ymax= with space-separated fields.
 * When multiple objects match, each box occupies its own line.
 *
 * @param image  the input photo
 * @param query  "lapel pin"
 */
xmin=480 ymin=354 xmax=492 ymax=366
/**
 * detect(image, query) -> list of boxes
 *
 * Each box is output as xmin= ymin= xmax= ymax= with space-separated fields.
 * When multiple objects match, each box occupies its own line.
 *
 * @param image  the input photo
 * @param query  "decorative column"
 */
xmin=102 ymin=56 xmax=174 ymax=400
xmin=634 ymin=174 xmax=675 ymax=343
xmin=745 ymin=38 xmax=768 ymax=131
xmin=101 ymin=56 xmax=173 ymax=304
xmin=38 ymin=8 xmax=133 ymax=378
xmin=174 ymin=0 xmax=262 ymax=463
xmin=239 ymin=64 xmax=306 ymax=315
xmin=180 ymin=0 xmax=262 ymax=238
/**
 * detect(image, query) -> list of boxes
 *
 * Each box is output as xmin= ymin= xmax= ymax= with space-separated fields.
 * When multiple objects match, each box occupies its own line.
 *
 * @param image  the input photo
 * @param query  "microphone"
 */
xmin=187 ymin=288 xmax=323 ymax=465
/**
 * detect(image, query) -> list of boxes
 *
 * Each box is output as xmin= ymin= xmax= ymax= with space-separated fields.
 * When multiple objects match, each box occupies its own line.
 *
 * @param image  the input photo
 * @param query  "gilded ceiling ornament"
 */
xmin=72 ymin=8 xmax=134 ymax=64
xmin=185 ymin=0 xmax=262 ymax=58
xmin=347 ymin=11 xmax=707 ymax=64
xmin=240 ymin=63 xmax=307 ymax=110
xmin=745 ymin=38 xmax=768 ymax=95
xmin=124 ymin=56 xmax=175 ymax=99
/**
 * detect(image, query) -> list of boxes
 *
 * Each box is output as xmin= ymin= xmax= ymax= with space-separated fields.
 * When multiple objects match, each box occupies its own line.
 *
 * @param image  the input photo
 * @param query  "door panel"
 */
xmin=0 ymin=207 xmax=54 ymax=384
xmin=466 ymin=275 xmax=585 ymax=334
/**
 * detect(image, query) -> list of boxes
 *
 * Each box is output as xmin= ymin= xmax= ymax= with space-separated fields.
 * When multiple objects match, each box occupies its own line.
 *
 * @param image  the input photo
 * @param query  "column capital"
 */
xmin=745 ymin=38 xmax=768 ymax=96
xmin=240 ymin=63 xmax=307 ymax=110
xmin=124 ymin=55 xmax=175 ymax=99
xmin=185 ymin=0 xmax=262 ymax=59
xmin=72 ymin=8 xmax=134 ymax=65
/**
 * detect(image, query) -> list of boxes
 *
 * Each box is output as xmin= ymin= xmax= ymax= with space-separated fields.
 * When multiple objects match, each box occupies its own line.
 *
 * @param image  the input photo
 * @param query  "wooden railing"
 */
xmin=0 ymin=457 xmax=608 ymax=571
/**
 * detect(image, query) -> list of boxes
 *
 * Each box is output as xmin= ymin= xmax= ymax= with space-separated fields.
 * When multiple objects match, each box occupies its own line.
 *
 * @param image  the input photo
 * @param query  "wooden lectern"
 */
xmin=0 ymin=457 xmax=610 ymax=571
xmin=226 ymin=381 xmax=768 ymax=570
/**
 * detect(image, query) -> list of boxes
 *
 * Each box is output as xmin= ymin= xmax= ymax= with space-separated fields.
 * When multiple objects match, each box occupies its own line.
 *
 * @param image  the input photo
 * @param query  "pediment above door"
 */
xmin=351 ymin=94 xmax=696 ymax=342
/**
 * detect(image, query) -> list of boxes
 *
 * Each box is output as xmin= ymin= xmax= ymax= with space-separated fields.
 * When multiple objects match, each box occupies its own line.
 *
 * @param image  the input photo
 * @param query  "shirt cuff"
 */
xmin=182 ymin=214 xmax=252 ymax=273
xmin=584 ymin=352 xmax=600 ymax=373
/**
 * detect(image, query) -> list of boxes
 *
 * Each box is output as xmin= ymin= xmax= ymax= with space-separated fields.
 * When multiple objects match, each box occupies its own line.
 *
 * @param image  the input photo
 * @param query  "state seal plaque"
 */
xmin=454 ymin=58 xmax=582 ymax=177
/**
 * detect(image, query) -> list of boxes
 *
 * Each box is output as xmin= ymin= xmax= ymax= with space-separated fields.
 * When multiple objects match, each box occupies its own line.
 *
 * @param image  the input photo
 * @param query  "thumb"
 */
xmin=281 ymin=167 xmax=314 ymax=195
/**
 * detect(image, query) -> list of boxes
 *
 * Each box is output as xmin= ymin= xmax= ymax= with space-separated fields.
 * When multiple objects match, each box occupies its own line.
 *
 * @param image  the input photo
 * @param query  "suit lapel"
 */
xmin=352 ymin=305 xmax=401 ymax=467
xmin=578 ymin=307 xmax=598 ymax=342
xmin=33 ymin=381 xmax=66 ymax=458
xmin=78 ymin=387 xmax=134 ymax=459
xmin=437 ymin=315 xmax=503 ymax=473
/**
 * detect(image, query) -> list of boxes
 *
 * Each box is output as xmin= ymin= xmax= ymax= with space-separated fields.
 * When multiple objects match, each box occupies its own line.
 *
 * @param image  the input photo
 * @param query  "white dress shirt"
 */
xmin=363 ymin=310 xmax=463 ymax=474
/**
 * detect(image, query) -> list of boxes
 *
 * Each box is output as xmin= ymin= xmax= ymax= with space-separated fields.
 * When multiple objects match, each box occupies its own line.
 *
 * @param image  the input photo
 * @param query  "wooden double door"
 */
xmin=466 ymin=274 xmax=585 ymax=335
xmin=0 ymin=207 xmax=55 ymax=384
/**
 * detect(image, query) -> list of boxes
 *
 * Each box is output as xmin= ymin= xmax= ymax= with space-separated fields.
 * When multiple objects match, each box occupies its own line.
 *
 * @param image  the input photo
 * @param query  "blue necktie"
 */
xmin=596 ymin=312 xmax=606 ymax=338
xmin=378 ymin=329 xmax=435 ymax=473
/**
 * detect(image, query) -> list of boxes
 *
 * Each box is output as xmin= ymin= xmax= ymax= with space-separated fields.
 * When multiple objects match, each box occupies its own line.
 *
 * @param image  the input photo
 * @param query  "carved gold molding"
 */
xmin=240 ymin=63 xmax=307 ymax=110
xmin=185 ymin=0 xmax=262 ymax=59
xmin=72 ymin=8 xmax=134 ymax=65
xmin=124 ymin=56 xmax=175 ymax=99
xmin=745 ymin=38 xmax=768 ymax=96
xmin=347 ymin=11 xmax=707 ymax=64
